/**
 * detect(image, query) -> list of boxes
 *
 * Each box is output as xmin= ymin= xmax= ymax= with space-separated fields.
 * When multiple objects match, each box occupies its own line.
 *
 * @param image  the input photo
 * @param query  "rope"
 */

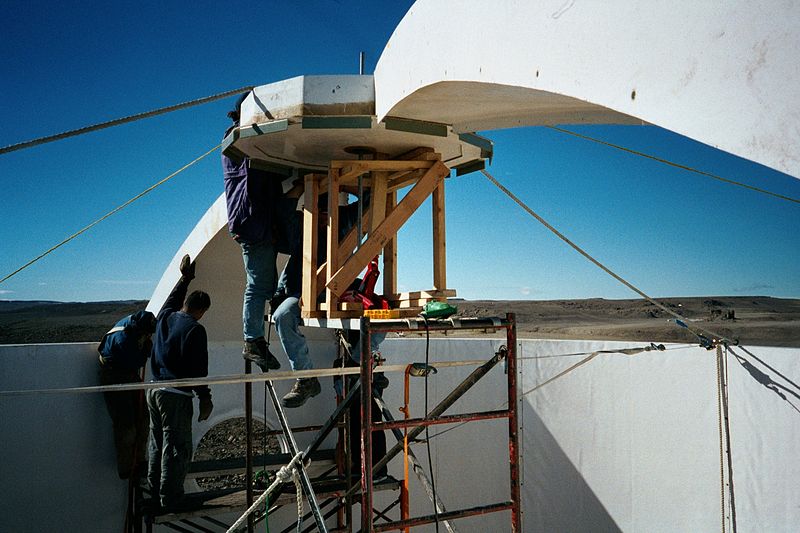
xmin=547 ymin=126 xmax=800 ymax=205
xmin=426 ymin=343 xmax=664 ymax=441
xmin=293 ymin=469 xmax=304 ymax=533
xmin=0 ymin=85 xmax=253 ymax=156
xmin=481 ymin=169 xmax=738 ymax=347
xmin=0 ymin=144 xmax=221 ymax=286
xmin=720 ymin=345 xmax=738 ymax=533
xmin=517 ymin=343 xmax=693 ymax=361
xmin=0 ymin=359 xmax=486 ymax=397
xmin=521 ymin=345 xmax=661 ymax=396
xmin=715 ymin=346 xmax=727 ymax=533
xmin=227 ymin=451 xmax=304 ymax=533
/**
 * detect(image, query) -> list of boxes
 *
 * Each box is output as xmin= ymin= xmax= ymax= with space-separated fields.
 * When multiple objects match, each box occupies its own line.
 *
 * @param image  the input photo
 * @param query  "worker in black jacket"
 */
xmin=146 ymin=255 xmax=213 ymax=509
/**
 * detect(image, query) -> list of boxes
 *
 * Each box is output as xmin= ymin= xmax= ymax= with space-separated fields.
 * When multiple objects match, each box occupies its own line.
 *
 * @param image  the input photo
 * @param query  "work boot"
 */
xmin=243 ymin=338 xmax=281 ymax=372
xmin=281 ymin=378 xmax=321 ymax=408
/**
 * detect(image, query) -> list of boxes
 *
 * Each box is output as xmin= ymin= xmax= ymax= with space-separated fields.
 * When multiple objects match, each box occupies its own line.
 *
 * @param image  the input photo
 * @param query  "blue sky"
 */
xmin=1 ymin=0 xmax=798 ymax=302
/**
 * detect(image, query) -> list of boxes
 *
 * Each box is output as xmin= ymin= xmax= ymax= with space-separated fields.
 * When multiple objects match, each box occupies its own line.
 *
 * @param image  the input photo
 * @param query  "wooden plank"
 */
xmin=325 ymin=168 xmax=341 ymax=315
xmin=301 ymin=174 xmax=321 ymax=317
xmin=393 ymin=146 xmax=437 ymax=160
xmin=393 ymin=298 xmax=448 ymax=308
xmin=432 ymin=179 xmax=446 ymax=290
xmin=318 ymin=302 xmax=363 ymax=312
xmin=383 ymin=191 xmax=398 ymax=296
xmin=327 ymin=161 xmax=449 ymax=297
xmin=386 ymin=289 xmax=456 ymax=300
xmin=187 ymin=450 xmax=335 ymax=478
xmin=153 ymin=476 xmax=401 ymax=522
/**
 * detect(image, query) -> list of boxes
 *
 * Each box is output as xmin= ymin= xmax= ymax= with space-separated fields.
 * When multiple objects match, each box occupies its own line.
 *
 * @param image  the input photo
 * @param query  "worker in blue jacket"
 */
xmin=98 ymin=309 xmax=156 ymax=479
xmin=146 ymin=255 xmax=213 ymax=509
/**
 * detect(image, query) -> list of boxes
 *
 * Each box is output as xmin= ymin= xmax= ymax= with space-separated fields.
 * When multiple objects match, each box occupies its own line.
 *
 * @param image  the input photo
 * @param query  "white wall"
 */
xmin=2 ymin=338 xmax=798 ymax=532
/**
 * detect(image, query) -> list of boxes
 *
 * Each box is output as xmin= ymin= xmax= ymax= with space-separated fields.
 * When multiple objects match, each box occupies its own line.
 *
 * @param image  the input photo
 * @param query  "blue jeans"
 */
xmin=146 ymin=389 xmax=193 ymax=507
xmin=240 ymin=240 xmax=277 ymax=341
xmin=273 ymin=296 xmax=313 ymax=371
xmin=274 ymin=197 xmax=302 ymax=296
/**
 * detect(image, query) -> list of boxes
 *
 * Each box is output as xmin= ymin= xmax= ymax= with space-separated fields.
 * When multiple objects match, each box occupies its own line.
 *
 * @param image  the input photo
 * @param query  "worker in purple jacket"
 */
xmin=146 ymin=255 xmax=212 ymax=509
xmin=222 ymin=92 xmax=283 ymax=374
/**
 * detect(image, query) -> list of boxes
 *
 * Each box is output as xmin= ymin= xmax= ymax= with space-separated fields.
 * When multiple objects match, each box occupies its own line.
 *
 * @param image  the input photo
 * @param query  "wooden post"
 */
xmin=301 ymin=174 xmax=320 ymax=317
xmin=383 ymin=191 xmax=398 ymax=296
xmin=432 ymin=178 xmax=446 ymax=293
xmin=326 ymin=168 xmax=341 ymax=315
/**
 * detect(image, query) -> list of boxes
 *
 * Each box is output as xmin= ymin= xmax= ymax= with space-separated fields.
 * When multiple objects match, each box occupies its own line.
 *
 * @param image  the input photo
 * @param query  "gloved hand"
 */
xmin=198 ymin=396 xmax=213 ymax=422
xmin=180 ymin=254 xmax=196 ymax=281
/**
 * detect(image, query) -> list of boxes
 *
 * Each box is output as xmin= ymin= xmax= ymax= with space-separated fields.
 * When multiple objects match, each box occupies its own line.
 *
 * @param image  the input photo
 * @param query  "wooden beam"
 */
xmin=326 ymin=161 xmax=450 ymax=297
xmin=334 ymin=159 xmax=434 ymax=176
xmin=370 ymin=171 xmax=389 ymax=233
xmin=301 ymin=174 xmax=321 ymax=317
xmin=325 ymin=168 xmax=340 ymax=314
xmin=383 ymin=191 xmax=397 ymax=296
xmin=432 ymin=179 xmax=446 ymax=290
xmin=387 ymin=169 xmax=426 ymax=193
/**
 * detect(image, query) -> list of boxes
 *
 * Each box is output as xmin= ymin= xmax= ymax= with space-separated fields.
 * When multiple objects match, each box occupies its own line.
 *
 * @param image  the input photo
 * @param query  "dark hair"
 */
xmin=185 ymin=290 xmax=211 ymax=312
xmin=227 ymin=92 xmax=249 ymax=123
xmin=129 ymin=310 xmax=157 ymax=334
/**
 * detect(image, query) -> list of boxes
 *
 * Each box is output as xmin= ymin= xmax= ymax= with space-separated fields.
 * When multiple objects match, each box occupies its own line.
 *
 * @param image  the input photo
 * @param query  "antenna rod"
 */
xmin=359 ymin=51 xmax=365 ymax=75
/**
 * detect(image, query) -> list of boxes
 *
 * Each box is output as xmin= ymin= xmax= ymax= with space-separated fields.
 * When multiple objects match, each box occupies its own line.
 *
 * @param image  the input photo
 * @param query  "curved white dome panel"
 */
xmin=376 ymin=0 xmax=800 ymax=177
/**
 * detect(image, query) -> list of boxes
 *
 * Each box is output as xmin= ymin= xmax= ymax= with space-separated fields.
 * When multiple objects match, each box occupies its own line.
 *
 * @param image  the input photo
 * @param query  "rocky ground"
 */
xmin=2 ymin=296 xmax=798 ymax=346
xmin=193 ymin=417 xmax=280 ymax=491
xmin=0 ymin=300 xmax=149 ymax=344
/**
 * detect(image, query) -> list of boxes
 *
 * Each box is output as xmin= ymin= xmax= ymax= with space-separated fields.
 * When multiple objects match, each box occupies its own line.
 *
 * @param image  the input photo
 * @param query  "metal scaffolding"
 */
xmin=138 ymin=313 xmax=520 ymax=532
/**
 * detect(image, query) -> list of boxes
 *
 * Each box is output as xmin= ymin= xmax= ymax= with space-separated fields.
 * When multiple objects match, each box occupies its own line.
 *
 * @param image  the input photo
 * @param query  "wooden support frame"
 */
xmin=300 ymin=149 xmax=455 ymax=319
xmin=327 ymin=160 xmax=449 ymax=296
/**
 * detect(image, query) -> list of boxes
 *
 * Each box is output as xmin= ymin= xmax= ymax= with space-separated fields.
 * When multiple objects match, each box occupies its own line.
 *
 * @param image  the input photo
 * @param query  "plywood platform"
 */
xmin=149 ymin=475 xmax=400 ymax=523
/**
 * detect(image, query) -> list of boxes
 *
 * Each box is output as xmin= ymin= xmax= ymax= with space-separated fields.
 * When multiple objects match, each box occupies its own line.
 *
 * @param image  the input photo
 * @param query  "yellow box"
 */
xmin=363 ymin=308 xmax=401 ymax=319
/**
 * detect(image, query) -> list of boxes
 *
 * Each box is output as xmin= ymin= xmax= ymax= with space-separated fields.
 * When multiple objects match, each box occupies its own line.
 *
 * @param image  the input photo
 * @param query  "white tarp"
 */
xmin=1 ymin=337 xmax=798 ymax=531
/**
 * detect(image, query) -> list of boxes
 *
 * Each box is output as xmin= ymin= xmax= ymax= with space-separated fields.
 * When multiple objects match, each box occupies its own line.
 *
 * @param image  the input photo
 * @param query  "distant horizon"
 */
xmin=2 ymin=294 xmax=796 ymax=306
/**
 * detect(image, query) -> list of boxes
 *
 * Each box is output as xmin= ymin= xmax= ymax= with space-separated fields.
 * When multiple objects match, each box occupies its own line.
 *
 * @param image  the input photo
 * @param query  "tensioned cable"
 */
xmin=0 ymin=359 xmax=488 ymax=397
xmin=481 ymin=169 xmax=737 ymax=346
xmin=425 ymin=343 xmax=672 ymax=441
xmin=547 ymin=126 xmax=800 ymax=205
xmin=0 ymin=86 xmax=253 ymax=156
xmin=517 ymin=344 xmax=693 ymax=361
xmin=0 ymin=143 xmax=220 ymax=286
